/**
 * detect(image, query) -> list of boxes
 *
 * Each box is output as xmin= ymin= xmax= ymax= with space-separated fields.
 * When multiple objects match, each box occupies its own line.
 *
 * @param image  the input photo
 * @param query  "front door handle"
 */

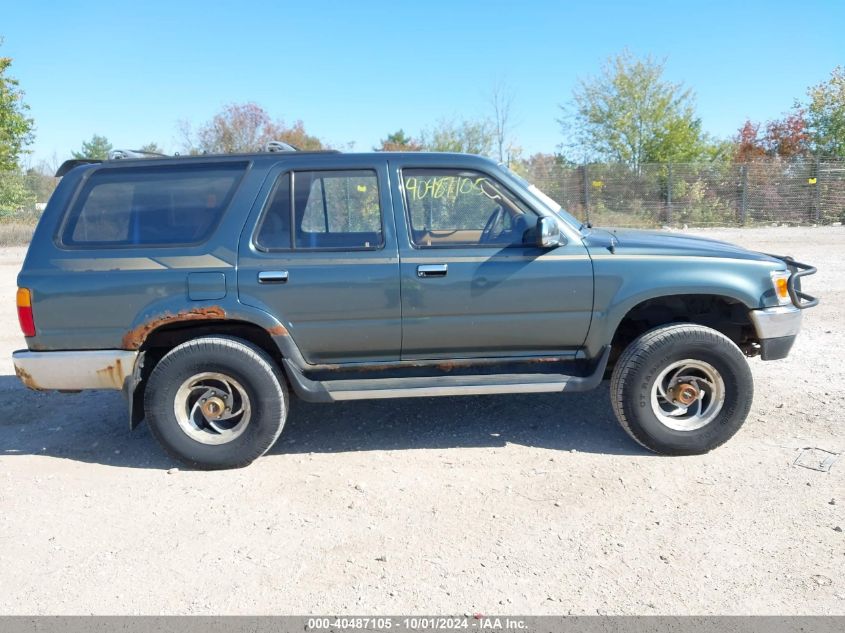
xmin=258 ymin=270 xmax=289 ymax=284
xmin=417 ymin=264 xmax=448 ymax=278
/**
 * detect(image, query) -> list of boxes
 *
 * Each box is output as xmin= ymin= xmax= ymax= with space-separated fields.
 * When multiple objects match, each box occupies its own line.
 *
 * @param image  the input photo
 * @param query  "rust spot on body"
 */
xmin=436 ymin=357 xmax=562 ymax=373
xmin=122 ymin=306 xmax=227 ymax=349
xmin=267 ymin=324 xmax=289 ymax=336
xmin=96 ymin=358 xmax=125 ymax=389
xmin=15 ymin=365 xmax=40 ymax=390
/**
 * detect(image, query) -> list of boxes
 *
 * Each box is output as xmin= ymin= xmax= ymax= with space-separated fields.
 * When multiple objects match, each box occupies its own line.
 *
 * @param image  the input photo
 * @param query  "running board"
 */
xmin=283 ymin=347 xmax=610 ymax=403
xmin=328 ymin=373 xmax=571 ymax=400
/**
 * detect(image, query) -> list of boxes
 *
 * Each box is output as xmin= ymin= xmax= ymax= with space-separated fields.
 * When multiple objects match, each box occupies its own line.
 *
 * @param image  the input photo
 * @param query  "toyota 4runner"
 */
xmin=13 ymin=150 xmax=818 ymax=469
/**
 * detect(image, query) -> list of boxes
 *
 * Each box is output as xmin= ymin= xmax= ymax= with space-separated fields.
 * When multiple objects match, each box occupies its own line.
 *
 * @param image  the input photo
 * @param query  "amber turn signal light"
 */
xmin=770 ymin=271 xmax=791 ymax=305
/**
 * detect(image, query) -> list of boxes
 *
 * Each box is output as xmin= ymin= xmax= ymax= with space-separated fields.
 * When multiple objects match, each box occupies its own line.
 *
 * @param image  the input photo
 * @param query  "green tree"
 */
xmin=561 ymin=51 xmax=707 ymax=168
xmin=24 ymin=165 xmax=57 ymax=203
xmin=0 ymin=172 xmax=35 ymax=215
xmin=421 ymin=118 xmax=495 ymax=155
xmin=138 ymin=142 xmax=165 ymax=154
xmin=0 ymin=44 xmax=35 ymax=171
xmin=806 ymin=66 xmax=845 ymax=158
xmin=375 ymin=129 xmax=422 ymax=151
xmin=72 ymin=134 xmax=113 ymax=160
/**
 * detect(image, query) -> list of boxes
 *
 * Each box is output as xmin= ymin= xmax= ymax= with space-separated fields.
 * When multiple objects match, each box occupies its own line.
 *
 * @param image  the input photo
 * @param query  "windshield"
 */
xmin=501 ymin=166 xmax=583 ymax=231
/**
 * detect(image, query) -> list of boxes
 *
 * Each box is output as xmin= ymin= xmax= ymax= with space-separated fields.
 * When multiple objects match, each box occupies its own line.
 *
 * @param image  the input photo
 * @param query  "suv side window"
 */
xmin=402 ymin=168 xmax=534 ymax=248
xmin=256 ymin=170 xmax=382 ymax=250
xmin=61 ymin=163 xmax=247 ymax=247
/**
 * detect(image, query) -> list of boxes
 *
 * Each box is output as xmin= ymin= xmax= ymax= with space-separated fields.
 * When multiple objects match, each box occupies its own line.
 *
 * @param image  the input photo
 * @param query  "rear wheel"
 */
xmin=144 ymin=336 xmax=288 ymax=469
xmin=610 ymin=324 xmax=753 ymax=455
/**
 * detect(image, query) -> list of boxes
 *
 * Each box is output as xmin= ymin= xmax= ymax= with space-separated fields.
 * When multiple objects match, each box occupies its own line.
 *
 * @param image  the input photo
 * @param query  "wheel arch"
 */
xmin=594 ymin=292 xmax=758 ymax=372
xmin=126 ymin=314 xmax=304 ymax=431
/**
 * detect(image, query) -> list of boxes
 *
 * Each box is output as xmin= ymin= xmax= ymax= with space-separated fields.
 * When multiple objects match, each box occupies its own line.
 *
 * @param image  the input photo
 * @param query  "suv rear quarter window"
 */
xmin=60 ymin=163 xmax=247 ymax=247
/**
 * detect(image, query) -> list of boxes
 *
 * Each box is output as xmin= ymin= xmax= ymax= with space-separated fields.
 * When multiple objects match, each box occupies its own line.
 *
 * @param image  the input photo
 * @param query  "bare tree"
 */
xmin=489 ymin=79 xmax=516 ymax=163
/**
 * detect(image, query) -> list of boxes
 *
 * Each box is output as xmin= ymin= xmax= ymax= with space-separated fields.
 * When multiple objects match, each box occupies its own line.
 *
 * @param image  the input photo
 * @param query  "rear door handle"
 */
xmin=417 ymin=264 xmax=448 ymax=278
xmin=258 ymin=270 xmax=289 ymax=284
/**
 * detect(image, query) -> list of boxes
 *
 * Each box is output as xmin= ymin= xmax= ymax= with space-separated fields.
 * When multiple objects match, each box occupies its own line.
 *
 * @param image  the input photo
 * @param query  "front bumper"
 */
xmin=749 ymin=306 xmax=802 ymax=361
xmin=13 ymin=349 xmax=138 ymax=391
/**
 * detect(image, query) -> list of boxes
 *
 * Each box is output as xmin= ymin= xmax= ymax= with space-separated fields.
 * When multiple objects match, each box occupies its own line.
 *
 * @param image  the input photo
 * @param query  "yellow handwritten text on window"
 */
xmin=405 ymin=176 xmax=490 ymax=201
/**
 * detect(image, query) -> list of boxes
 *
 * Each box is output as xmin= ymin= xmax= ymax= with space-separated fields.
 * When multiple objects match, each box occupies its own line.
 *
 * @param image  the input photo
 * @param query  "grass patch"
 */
xmin=0 ymin=221 xmax=37 ymax=246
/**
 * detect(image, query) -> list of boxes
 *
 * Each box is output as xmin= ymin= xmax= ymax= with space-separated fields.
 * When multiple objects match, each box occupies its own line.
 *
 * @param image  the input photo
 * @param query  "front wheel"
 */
xmin=610 ymin=324 xmax=753 ymax=455
xmin=144 ymin=336 xmax=288 ymax=469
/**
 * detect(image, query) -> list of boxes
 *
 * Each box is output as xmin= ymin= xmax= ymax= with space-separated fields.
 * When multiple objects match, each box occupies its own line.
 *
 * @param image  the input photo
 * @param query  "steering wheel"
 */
xmin=480 ymin=206 xmax=505 ymax=243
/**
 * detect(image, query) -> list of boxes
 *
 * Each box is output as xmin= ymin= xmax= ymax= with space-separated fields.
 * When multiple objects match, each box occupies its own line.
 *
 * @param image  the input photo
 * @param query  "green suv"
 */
xmin=12 ymin=150 xmax=817 ymax=468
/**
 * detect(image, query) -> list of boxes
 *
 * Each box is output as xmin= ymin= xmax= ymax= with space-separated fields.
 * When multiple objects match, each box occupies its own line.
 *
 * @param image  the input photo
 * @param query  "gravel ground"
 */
xmin=0 ymin=226 xmax=842 ymax=615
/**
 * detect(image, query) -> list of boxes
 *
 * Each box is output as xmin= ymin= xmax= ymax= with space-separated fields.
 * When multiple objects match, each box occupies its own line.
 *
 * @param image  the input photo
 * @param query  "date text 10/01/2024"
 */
xmin=306 ymin=617 xmax=528 ymax=630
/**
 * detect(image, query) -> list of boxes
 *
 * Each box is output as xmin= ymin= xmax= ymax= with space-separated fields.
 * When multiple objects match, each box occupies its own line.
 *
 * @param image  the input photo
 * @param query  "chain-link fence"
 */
xmin=526 ymin=159 xmax=845 ymax=228
xmin=1 ymin=159 xmax=844 ymax=246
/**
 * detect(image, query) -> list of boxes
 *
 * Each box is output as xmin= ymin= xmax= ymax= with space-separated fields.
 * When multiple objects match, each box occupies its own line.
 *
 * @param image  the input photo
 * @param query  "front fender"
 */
xmin=582 ymin=255 xmax=780 ymax=358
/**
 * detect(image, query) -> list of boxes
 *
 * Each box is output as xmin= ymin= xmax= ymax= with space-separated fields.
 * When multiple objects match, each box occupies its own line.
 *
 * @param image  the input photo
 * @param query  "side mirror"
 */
xmin=536 ymin=216 xmax=563 ymax=248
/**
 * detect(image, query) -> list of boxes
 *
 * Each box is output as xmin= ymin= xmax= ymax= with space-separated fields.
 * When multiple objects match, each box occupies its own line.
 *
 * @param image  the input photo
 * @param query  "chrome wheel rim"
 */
xmin=174 ymin=372 xmax=251 ymax=445
xmin=650 ymin=359 xmax=725 ymax=431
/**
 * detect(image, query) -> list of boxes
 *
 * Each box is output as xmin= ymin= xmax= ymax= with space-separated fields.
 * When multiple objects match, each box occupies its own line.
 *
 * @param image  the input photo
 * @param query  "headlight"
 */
xmin=770 ymin=270 xmax=791 ymax=305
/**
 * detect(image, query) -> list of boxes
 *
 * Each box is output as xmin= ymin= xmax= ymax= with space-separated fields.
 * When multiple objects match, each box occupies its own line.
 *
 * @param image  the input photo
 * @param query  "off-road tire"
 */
xmin=610 ymin=324 xmax=753 ymax=455
xmin=144 ymin=336 xmax=288 ymax=469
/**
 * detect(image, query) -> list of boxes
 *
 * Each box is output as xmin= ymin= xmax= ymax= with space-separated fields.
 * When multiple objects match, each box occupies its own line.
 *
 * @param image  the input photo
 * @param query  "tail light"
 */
xmin=16 ymin=288 xmax=35 ymax=337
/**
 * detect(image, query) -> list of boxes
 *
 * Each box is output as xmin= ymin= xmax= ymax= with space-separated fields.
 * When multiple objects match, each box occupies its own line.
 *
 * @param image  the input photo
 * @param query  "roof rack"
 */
xmin=55 ymin=141 xmax=339 ymax=177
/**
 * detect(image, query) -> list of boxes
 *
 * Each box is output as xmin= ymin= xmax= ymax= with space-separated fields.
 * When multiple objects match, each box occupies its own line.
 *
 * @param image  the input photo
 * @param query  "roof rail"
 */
xmin=264 ymin=141 xmax=298 ymax=153
xmin=108 ymin=149 xmax=168 ymax=160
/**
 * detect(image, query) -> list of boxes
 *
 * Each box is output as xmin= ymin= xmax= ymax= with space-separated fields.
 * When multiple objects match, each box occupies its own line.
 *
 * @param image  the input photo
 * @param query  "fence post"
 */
xmin=814 ymin=156 xmax=821 ymax=223
xmin=739 ymin=164 xmax=748 ymax=225
xmin=581 ymin=164 xmax=590 ymax=224
xmin=666 ymin=162 xmax=673 ymax=225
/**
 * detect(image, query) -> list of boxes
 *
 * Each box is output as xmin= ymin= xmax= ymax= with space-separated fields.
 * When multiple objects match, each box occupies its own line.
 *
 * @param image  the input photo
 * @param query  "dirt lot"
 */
xmin=0 ymin=226 xmax=842 ymax=615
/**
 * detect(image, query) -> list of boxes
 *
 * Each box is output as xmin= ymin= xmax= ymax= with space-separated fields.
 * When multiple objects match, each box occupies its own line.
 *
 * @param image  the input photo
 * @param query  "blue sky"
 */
xmin=3 ymin=0 xmax=843 ymax=165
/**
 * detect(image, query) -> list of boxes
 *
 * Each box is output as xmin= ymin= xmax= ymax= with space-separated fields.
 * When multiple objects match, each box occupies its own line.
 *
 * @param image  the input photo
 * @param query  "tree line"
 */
xmin=2 ymin=41 xmax=844 ymax=192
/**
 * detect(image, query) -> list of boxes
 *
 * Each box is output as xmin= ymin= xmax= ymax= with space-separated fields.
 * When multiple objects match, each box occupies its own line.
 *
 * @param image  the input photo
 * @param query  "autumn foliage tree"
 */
xmin=734 ymin=109 xmax=810 ymax=161
xmin=183 ymin=102 xmax=324 ymax=154
xmin=734 ymin=120 xmax=766 ymax=162
xmin=764 ymin=109 xmax=809 ymax=158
